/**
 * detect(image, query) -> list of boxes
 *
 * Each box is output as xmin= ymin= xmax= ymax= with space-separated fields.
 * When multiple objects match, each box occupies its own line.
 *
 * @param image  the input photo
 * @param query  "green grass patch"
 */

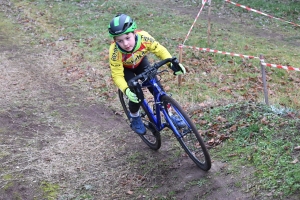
xmin=181 ymin=0 xmax=300 ymax=22
xmin=40 ymin=181 xmax=60 ymax=200
xmin=205 ymin=102 xmax=300 ymax=198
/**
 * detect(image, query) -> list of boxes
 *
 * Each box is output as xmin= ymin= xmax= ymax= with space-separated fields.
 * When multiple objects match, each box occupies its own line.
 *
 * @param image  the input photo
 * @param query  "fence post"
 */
xmin=260 ymin=55 xmax=269 ymax=105
xmin=207 ymin=0 xmax=212 ymax=46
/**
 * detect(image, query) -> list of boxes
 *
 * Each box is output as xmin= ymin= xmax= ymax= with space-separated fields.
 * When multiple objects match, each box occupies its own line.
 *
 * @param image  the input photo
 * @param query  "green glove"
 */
xmin=175 ymin=63 xmax=186 ymax=75
xmin=170 ymin=63 xmax=186 ymax=75
xmin=125 ymin=88 xmax=139 ymax=103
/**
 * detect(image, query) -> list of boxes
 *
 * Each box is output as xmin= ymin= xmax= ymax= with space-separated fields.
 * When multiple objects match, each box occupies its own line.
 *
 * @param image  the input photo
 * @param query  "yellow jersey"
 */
xmin=109 ymin=30 xmax=172 ymax=93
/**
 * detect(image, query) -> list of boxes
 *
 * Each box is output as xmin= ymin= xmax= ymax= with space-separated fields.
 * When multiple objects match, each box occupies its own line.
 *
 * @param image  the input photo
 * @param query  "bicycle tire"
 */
xmin=161 ymin=95 xmax=211 ymax=171
xmin=118 ymin=89 xmax=161 ymax=150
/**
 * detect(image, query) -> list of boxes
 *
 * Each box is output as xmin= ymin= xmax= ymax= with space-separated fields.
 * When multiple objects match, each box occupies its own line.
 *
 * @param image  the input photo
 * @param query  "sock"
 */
xmin=130 ymin=111 xmax=139 ymax=117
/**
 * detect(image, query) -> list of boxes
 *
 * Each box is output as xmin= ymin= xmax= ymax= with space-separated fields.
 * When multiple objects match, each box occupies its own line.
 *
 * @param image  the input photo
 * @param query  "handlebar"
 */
xmin=127 ymin=57 xmax=180 ymax=102
xmin=127 ymin=57 xmax=179 ymax=88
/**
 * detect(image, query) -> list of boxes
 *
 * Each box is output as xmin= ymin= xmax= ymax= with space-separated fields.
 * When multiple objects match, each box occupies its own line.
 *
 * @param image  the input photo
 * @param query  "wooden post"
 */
xmin=207 ymin=0 xmax=212 ymax=46
xmin=260 ymin=55 xmax=269 ymax=105
xmin=178 ymin=46 xmax=183 ymax=86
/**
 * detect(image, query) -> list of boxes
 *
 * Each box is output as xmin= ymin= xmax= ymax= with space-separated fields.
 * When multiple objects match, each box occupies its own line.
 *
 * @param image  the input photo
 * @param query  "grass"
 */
xmin=9 ymin=0 xmax=300 ymax=108
xmin=40 ymin=181 xmax=60 ymax=200
xmin=2 ymin=0 xmax=300 ymax=199
xmin=206 ymin=102 xmax=300 ymax=197
xmin=179 ymin=0 xmax=300 ymax=25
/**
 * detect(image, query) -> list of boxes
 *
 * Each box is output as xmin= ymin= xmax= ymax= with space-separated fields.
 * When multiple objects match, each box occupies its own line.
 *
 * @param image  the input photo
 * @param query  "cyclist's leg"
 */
xmin=123 ymin=68 xmax=141 ymax=113
xmin=128 ymin=57 xmax=162 ymax=146
xmin=124 ymin=66 xmax=145 ymax=135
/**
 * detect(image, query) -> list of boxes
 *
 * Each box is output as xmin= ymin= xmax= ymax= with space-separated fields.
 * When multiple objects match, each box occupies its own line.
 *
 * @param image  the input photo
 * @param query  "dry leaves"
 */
xmin=294 ymin=146 xmax=300 ymax=151
xmin=126 ymin=190 xmax=133 ymax=195
xmin=290 ymin=159 xmax=299 ymax=164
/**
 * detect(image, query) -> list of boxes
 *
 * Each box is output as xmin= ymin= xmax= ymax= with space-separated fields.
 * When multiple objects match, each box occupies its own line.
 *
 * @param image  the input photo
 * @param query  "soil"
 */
xmin=0 ymin=1 xmax=298 ymax=200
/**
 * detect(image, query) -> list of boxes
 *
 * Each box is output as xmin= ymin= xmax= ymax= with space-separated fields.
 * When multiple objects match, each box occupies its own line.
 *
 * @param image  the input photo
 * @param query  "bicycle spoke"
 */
xmin=161 ymin=95 xmax=211 ymax=171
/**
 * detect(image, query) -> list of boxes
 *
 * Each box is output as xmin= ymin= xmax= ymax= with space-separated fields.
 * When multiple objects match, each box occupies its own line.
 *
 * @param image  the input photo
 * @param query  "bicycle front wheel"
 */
xmin=161 ymin=95 xmax=211 ymax=171
xmin=118 ymin=89 xmax=161 ymax=150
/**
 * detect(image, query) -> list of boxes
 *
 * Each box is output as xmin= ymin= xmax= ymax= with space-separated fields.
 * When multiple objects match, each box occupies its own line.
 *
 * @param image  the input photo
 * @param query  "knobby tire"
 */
xmin=118 ymin=89 xmax=161 ymax=150
xmin=161 ymin=95 xmax=211 ymax=171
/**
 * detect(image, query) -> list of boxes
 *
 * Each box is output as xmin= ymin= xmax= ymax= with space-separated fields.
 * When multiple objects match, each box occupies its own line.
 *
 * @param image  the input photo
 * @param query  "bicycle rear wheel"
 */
xmin=161 ymin=95 xmax=211 ymax=171
xmin=118 ymin=89 xmax=161 ymax=150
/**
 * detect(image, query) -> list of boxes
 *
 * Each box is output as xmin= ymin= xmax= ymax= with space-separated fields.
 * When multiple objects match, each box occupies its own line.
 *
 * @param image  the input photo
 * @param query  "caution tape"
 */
xmin=203 ymin=0 xmax=211 ymax=5
xmin=225 ymin=0 xmax=300 ymax=27
xmin=261 ymin=62 xmax=300 ymax=72
xmin=183 ymin=0 xmax=207 ymax=45
xmin=179 ymin=45 xmax=300 ymax=72
xmin=179 ymin=45 xmax=259 ymax=59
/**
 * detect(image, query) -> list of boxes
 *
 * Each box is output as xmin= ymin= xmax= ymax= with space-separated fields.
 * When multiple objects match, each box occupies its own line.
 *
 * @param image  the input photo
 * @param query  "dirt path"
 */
xmin=0 ymin=16 xmax=132 ymax=199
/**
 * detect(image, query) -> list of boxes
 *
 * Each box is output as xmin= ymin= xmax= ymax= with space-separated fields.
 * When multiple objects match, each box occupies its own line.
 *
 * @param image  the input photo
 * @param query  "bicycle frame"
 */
xmin=122 ymin=57 xmax=211 ymax=170
xmin=141 ymin=75 xmax=188 ymax=138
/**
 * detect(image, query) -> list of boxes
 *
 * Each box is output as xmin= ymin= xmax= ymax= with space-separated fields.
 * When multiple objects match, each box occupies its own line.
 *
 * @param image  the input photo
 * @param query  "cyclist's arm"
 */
xmin=151 ymin=43 xmax=172 ymax=62
xmin=109 ymin=45 xmax=128 ymax=93
xmin=141 ymin=31 xmax=172 ymax=62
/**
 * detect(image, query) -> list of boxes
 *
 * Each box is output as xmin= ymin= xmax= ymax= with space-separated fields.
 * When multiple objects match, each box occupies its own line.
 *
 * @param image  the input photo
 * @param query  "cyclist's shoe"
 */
xmin=130 ymin=116 xmax=146 ymax=135
xmin=170 ymin=115 xmax=186 ymax=128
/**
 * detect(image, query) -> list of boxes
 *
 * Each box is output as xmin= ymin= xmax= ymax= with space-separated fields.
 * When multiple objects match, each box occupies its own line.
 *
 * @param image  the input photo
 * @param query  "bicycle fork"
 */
xmin=163 ymin=104 xmax=191 ymax=138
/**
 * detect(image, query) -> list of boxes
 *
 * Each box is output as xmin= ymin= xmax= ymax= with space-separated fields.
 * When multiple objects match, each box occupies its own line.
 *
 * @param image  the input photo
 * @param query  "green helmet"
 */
xmin=108 ymin=14 xmax=137 ymax=37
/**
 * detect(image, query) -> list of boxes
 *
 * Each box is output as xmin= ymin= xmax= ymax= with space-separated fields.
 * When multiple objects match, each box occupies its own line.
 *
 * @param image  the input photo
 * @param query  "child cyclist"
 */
xmin=108 ymin=14 xmax=186 ymax=135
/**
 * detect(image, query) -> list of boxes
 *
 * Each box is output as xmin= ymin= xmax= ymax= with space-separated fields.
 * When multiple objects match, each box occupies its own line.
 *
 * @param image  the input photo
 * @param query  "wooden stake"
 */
xmin=260 ymin=55 xmax=269 ymax=105
xmin=207 ymin=1 xmax=212 ymax=46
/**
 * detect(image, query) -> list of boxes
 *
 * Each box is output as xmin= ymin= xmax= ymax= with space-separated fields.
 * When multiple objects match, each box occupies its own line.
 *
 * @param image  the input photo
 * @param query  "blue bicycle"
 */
xmin=118 ymin=57 xmax=211 ymax=171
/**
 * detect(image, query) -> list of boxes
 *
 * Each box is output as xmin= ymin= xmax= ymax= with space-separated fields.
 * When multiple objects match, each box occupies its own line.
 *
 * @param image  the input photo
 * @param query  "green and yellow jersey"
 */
xmin=109 ymin=30 xmax=172 ymax=93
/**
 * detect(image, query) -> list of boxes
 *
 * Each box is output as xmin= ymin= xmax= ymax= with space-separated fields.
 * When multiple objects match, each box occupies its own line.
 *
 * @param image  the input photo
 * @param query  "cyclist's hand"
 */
xmin=125 ymin=88 xmax=139 ymax=103
xmin=170 ymin=63 xmax=186 ymax=75
xmin=175 ymin=63 xmax=186 ymax=75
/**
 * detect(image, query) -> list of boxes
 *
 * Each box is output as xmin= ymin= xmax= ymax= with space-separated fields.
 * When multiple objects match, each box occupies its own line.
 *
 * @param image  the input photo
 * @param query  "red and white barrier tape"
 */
xmin=183 ymin=0 xmax=207 ymax=45
xmin=225 ymin=0 xmax=300 ymax=27
xmin=261 ymin=62 xmax=300 ymax=72
xmin=203 ymin=0 xmax=211 ymax=5
xmin=180 ymin=45 xmax=299 ymax=71
xmin=179 ymin=45 xmax=259 ymax=59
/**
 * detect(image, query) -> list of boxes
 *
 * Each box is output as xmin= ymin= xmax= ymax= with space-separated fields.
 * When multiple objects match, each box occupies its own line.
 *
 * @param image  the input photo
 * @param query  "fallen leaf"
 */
xmin=207 ymin=131 xmax=217 ymax=137
xmin=114 ymin=111 xmax=123 ymax=116
xmin=219 ymin=134 xmax=229 ymax=141
xmin=207 ymin=138 xmax=215 ymax=146
xmin=126 ymin=190 xmax=133 ymax=195
xmin=217 ymin=116 xmax=227 ymax=122
xmin=199 ymin=120 xmax=207 ymax=125
xmin=164 ymin=85 xmax=171 ymax=91
xmin=291 ymin=159 xmax=298 ymax=164
xmin=261 ymin=117 xmax=269 ymax=125
xmin=229 ymin=124 xmax=237 ymax=132
xmin=294 ymin=146 xmax=300 ymax=150
xmin=198 ymin=130 xmax=204 ymax=136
